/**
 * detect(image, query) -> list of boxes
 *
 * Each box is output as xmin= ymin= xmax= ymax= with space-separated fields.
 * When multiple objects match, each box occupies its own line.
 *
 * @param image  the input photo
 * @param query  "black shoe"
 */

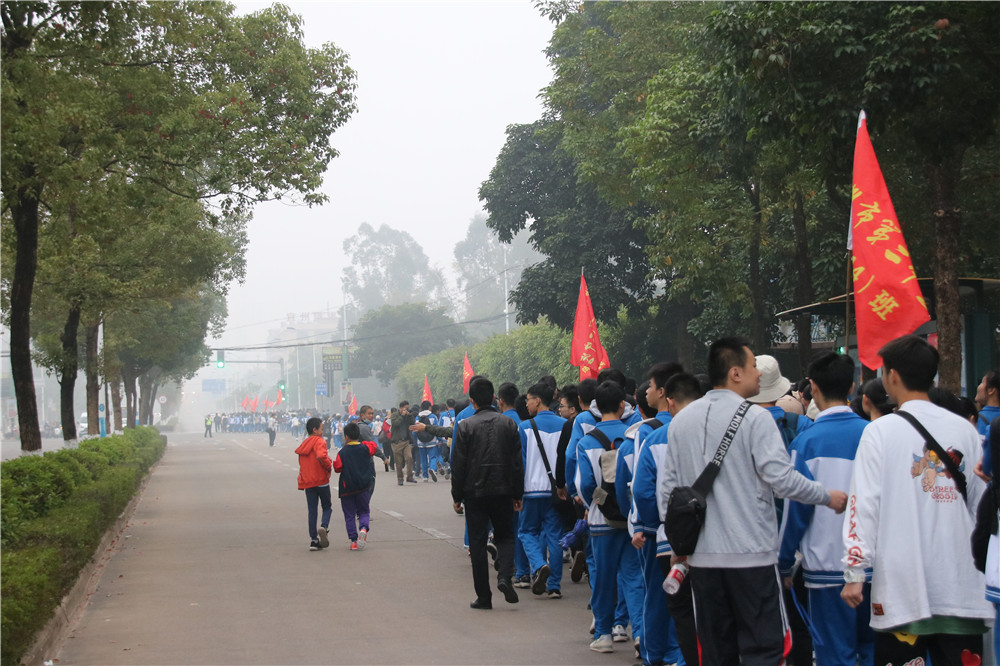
xmin=429 ymin=468 xmax=437 ymax=482
xmin=470 ymin=598 xmax=492 ymax=610
xmin=486 ymin=541 xmax=498 ymax=562
xmin=497 ymin=578 xmax=519 ymax=604
xmin=570 ymin=550 xmax=586 ymax=583
xmin=531 ymin=564 xmax=550 ymax=595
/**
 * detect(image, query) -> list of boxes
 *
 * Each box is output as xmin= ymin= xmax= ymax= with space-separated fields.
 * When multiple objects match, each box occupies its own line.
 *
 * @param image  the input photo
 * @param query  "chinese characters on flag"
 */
xmin=850 ymin=111 xmax=930 ymax=369
xmin=570 ymin=274 xmax=610 ymax=381
xmin=348 ymin=394 xmax=358 ymax=416
xmin=462 ymin=353 xmax=474 ymax=394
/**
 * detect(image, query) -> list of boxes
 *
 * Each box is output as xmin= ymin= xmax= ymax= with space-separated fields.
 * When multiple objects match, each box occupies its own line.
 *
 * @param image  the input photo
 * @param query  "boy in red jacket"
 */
xmin=296 ymin=417 xmax=333 ymax=551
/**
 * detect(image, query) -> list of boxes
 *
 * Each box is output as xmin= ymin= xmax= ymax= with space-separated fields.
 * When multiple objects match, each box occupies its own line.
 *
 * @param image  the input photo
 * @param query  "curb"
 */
xmin=20 ymin=435 xmax=168 ymax=666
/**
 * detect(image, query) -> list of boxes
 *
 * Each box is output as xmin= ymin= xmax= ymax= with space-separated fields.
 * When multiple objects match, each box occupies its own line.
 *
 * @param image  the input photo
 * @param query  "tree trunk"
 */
xmin=743 ymin=180 xmax=767 ymax=351
xmin=791 ymin=191 xmax=815 ymax=370
xmin=9 ymin=187 xmax=43 ymax=451
xmin=122 ymin=365 xmax=138 ymax=429
xmin=84 ymin=321 xmax=101 ymax=435
xmin=138 ymin=372 xmax=156 ymax=425
xmin=926 ymin=149 xmax=965 ymax=393
xmin=110 ymin=373 xmax=124 ymax=432
xmin=58 ymin=305 xmax=82 ymax=441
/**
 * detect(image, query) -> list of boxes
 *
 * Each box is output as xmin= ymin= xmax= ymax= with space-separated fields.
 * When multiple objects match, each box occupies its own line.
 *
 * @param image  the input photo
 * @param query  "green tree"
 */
xmin=452 ymin=214 xmax=541 ymax=340
xmin=340 ymin=222 xmax=449 ymax=324
xmin=350 ymin=303 xmax=466 ymax=386
xmin=1 ymin=2 xmax=357 ymax=449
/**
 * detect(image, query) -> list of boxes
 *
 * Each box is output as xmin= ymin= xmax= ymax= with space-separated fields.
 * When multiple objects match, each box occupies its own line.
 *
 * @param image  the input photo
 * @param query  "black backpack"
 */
xmin=588 ymin=429 xmax=627 ymax=528
xmin=416 ymin=414 xmax=437 ymax=443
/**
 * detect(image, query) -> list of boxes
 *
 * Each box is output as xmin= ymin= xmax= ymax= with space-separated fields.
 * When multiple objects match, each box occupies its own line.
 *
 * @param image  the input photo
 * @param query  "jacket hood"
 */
xmin=588 ymin=400 xmax=636 ymax=422
xmin=418 ymin=410 xmax=432 ymax=418
xmin=295 ymin=435 xmax=326 ymax=456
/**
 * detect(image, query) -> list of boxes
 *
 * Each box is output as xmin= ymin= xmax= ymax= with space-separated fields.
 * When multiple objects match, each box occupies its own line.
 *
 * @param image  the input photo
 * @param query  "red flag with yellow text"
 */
xmin=850 ymin=111 xmax=930 ymax=370
xmin=570 ymin=274 xmax=609 ymax=381
xmin=462 ymin=353 xmax=474 ymax=394
xmin=242 ymin=394 xmax=249 ymax=411
xmin=348 ymin=394 xmax=358 ymax=416
xmin=250 ymin=397 xmax=259 ymax=413
xmin=422 ymin=375 xmax=433 ymax=405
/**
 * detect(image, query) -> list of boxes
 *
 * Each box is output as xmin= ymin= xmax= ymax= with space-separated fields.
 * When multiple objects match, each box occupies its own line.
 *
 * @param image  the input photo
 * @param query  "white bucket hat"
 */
xmin=750 ymin=355 xmax=791 ymax=404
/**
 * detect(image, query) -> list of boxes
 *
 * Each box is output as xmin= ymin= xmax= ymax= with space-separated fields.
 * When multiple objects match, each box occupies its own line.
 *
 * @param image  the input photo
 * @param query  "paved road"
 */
xmin=53 ymin=431 xmax=639 ymax=666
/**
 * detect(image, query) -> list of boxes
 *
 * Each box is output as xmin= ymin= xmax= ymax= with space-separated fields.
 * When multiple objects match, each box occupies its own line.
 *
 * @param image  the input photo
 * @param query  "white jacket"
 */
xmin=843 ymin=400 xmax=992 ymax=629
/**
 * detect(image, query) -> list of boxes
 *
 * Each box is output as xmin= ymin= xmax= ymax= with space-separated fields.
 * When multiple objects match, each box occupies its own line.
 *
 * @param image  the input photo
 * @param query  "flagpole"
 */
xmin=845 ymin=251 xmax=852 ymax=357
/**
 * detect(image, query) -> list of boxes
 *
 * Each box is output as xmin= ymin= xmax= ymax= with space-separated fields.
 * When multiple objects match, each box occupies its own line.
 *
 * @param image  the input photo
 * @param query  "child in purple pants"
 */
xmin=333 ymin=422 xmax=378 ymax=550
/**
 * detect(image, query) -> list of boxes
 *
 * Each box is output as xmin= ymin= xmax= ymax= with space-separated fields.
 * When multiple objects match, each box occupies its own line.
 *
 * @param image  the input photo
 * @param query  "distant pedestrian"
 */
xmin=296 ymin=417 xmax=333 ymax=552
xmin=334 ymin=422 xmax=378 ymax=551
xmin=267 ymin=413 xmax=277 ymax=447
xmin=204 ymin=415 xmax=213 ymax=438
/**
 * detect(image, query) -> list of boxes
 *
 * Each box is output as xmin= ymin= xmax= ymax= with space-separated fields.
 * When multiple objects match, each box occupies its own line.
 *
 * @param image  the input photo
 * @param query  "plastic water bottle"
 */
xmin=662 ymin=562 xmax=689 ymax=595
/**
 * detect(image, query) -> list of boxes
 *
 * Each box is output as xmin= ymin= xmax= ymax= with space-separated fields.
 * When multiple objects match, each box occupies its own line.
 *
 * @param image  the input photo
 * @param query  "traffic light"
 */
xmin=278 ymin=379 xmax=286 ymax=390
xmin=216 ymin=351 xmax=225 ymax=368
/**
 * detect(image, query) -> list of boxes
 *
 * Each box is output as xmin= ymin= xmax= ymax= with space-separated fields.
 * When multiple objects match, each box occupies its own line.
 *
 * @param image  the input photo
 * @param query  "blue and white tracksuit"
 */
xmin=519 ymin=410 xmax=568 ymax=591
xmin=579 ymin=419 xmax=644 ymax=640
xmin=629 ymin=412 xmax=683 ymax=666
xmin=416 ymin=410 xmax=441 ymax=478
xmin=778 ymin=406 xmax=874 ymax=666
xmin=501 ymin=408 xmax=530 ymax=581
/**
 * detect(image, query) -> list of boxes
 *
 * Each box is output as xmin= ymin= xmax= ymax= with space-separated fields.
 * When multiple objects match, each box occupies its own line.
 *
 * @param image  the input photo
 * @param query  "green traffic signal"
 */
xmin=216 ymin=350 xmax=225 ymax=368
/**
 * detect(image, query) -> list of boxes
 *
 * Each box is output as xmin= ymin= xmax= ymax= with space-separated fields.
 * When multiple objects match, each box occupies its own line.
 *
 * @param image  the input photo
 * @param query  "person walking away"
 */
xmin=518 ymin=382 xmax=567 ymax=599
xmin=204 ymin=414 xmax=213 ymax=438
xmin=267 ymin=413 xmax=277 ymax=447
xmin=842 ymin=335 xmax=991 ymax=665
xmin=356 ymin=405 xmax=387 ymax=497
xmin=660 ymin=336 xmax=848 ymax=666
xmin=451 ymin=377 xmax=524 ymax=609
xmin=778 ymin=352 xmax=875 ymax=666
xmin=334 ymin=422 xmax=378 ymax=550
xmin=296 ymin=417 xmax=333 ymax=551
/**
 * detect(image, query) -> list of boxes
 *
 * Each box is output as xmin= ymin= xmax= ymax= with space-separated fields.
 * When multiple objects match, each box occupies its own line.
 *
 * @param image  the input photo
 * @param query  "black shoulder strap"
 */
xmin=589 ymin=428 xmax=621 ymax=451
xmin=691 ymin=401 xmax=752 ymax=497
xmin=896 ymin=410 xmax=968 ymax=503
xmin=530 ymin=419 xmax=558 ymax=490
xmin=647 ymin=418 xmax=663 ymax=430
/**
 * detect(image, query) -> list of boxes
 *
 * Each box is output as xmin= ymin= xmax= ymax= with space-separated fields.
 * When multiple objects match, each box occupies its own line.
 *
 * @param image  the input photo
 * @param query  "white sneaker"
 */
xmin=358 ymin=528 xmax=368 ymax=550
xmin=612 ymin=625 xmax=629 ymax=642
xmin=589 ymin=634 xmax=614 ymax=653
xmin=316 ymin=526 xmax=329 ymax=549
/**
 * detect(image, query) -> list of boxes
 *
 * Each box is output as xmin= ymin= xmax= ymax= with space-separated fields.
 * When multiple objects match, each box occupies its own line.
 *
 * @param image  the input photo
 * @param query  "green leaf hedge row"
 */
xmin=0 ymin=428 xmax=166 ymax=665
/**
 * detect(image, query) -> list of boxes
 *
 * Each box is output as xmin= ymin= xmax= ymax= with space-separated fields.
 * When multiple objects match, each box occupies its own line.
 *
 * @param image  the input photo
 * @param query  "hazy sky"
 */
xmin=219 ymin=1 xmax=555 ymax=347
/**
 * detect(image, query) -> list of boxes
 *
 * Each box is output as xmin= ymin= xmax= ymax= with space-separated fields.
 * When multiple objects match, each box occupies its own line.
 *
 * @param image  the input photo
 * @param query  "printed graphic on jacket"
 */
xmin=910 ymin=447 xmax=964 ymax=500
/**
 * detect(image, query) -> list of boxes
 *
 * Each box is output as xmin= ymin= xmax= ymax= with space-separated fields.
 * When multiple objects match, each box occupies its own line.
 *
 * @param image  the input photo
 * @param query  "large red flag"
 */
xmin=422 ymin=375 xmax=433 ymax=405
xmin=241 ymin=394 xmax=249 ymax=411
xmin=275 ymin=389 xmax=283 ymax=407
xmin=264 ymin=398 xmax=274 ymax=411
xmin=462 ymin=353 xmax=474 ymax=394
xmin=348 ymin=394 xmax=358 ymax=416
xmin=570 ymin=274 xmax=609 ymax=380
xmin=250 ymin=397 xmax=259 ymax=413
xmin=849 ymin=111 xmax=930 ymax=370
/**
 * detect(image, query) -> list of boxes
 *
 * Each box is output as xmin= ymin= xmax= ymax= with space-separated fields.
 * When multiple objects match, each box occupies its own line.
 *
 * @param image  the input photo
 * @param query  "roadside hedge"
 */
xmin=0 ymin=428 xmax=165 ymax=665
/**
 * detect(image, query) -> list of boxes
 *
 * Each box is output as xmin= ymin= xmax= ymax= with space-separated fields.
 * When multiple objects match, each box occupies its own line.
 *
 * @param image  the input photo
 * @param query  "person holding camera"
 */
xmin=389 ymin=400 xmax=417 ymax=485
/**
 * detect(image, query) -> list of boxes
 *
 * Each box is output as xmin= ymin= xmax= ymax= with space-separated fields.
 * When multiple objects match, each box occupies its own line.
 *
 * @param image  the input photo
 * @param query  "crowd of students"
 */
xmin=296 ymin=333 xmax=1000 ymax=666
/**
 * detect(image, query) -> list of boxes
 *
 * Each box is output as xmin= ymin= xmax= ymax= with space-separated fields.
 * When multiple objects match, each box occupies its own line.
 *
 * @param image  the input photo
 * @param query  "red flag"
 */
xmin=849 ymin=111 xmax=930 ymax=370
xmin=348 ymin=394 xmax=358 ymax=416
xmin=570 ymin=274 xmax=610 ymax=381
xmin=462 ymin=353 xmax=474 ymax=394
xmin=422 ymin=375 xmax=433 ymax=405
xmin=250 ymin=397 xmax=259 ymax=413
xmin=241 ymin=394 xmax=249 ymax=411
xmin=275 ymin=389 xmax=283 ymax=407
xmin=264 ymin=399 xmax=273 ymax=411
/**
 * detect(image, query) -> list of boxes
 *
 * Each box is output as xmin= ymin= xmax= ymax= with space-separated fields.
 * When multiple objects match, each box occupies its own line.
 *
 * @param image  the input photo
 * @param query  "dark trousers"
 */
xmin=465 ymin=495 xmax=516 ymax=603
xmin=663 ymin=561 xmax=698 ymax=666
xmin=875 ymin=631 xmax=983 ymax=666
xmin=690 ymin=565 xmax=789 ymax=666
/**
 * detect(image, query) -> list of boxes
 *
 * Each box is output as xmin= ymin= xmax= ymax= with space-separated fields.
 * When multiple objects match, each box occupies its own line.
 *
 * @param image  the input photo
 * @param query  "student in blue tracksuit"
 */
xmin=518 ymin=382 xmax=567 ymax=597
xmin=778 ymin=352 xmax=874 ymax=666
xmin=579 ymin=380 xmax=644 ymax=654
xmin=628 ymin=364 xmax=686 ymax=666
xmin=975 ymin=369 xmax=1000 ymax=476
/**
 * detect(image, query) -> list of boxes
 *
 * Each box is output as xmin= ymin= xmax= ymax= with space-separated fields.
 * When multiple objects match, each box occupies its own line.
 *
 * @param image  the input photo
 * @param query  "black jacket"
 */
xmin=451 ymin=408 xmax=524 ymax=503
